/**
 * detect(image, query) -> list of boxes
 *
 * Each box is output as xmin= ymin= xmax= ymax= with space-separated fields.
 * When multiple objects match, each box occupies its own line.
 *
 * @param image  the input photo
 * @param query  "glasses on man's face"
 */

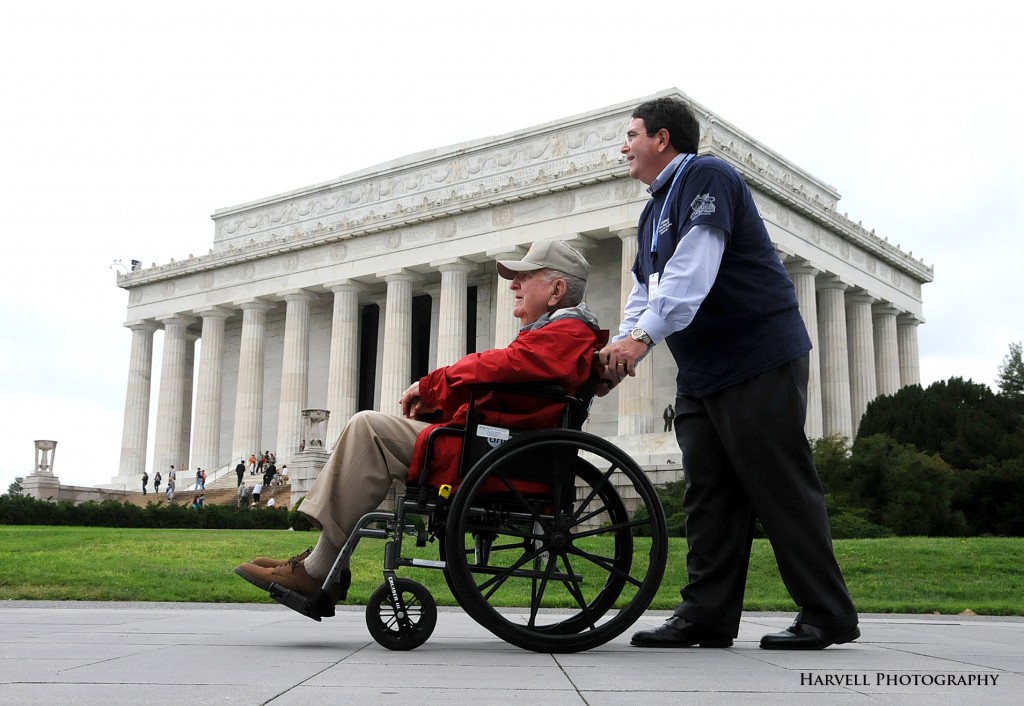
xmin=623 ymin=130 xmax=645 ymax=146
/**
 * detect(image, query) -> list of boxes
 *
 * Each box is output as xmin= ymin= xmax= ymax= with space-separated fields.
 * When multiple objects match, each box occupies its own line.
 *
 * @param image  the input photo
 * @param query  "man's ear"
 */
xmin=656 ymin=128 xmax=671 ymax=153
xmin=549 ymin=278 xmax=567 ymax=306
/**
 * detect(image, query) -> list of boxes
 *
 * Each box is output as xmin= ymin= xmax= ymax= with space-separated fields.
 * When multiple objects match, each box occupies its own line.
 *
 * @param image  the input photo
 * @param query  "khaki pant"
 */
xmin=300 ymin=411 xmax=429 ymax=549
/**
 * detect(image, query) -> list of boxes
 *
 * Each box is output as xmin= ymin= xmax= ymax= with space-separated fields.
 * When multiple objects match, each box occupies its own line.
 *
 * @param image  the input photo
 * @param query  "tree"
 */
xmin=4 ymin=476 xmax=24 ymax=498
xmin=848 ymin=434 xmax=966 ymax=536
xmin=858 ymin=377 xmax=1019 ymax=471
xmin=955 ymin=457 xmax=1024 ymax=535
xmin=996 ymin=341 xmax=1024 ymax=399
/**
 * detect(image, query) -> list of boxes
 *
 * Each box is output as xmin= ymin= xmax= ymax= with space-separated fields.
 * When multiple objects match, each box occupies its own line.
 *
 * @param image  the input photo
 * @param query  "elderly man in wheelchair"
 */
xmin=235 ymin=240 xmax=667 ymax=652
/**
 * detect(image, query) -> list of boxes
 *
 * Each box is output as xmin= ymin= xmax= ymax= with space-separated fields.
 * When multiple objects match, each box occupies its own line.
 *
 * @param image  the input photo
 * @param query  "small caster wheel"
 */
xmin=365 ymin=578 xmax=437 ymax=650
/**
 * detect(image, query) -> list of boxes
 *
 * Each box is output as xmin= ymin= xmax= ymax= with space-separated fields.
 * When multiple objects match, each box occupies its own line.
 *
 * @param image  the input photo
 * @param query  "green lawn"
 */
xmin=1 ymin=526 xmax=1021 ymax=615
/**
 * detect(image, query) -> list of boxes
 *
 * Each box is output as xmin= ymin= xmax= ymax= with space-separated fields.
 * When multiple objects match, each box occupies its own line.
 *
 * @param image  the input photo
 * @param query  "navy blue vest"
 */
xmin=634 ymin=156 xmax=811 ymax=397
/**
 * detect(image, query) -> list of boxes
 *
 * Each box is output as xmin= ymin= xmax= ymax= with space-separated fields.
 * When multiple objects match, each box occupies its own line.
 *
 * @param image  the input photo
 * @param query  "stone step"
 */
xmin=121 ymin=482 xmax=291 ymax=510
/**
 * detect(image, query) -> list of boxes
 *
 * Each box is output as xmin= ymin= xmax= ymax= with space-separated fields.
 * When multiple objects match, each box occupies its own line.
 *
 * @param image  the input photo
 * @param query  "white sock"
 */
xmin=302 ymin=535 xmax=342 ymax=581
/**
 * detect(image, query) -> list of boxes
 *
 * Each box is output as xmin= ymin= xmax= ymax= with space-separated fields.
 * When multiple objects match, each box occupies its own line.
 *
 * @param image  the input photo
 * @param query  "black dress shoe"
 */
xmin=630 ymin=617 xmax=733 ymax=648
xmin=759 ymin=622 xmax=861 ymax=650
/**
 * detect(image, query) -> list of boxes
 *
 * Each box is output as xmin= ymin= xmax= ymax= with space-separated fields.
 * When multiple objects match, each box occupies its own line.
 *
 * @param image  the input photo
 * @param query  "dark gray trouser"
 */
xmin=672 ymin=355 xmax=857 ymax=636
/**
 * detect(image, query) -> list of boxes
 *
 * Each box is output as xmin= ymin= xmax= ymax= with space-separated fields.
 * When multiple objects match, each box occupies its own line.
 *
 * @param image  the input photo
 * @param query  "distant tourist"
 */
xmin=235 ymin=459 xmax=246 ymax=487
xmin=153 ymin=471 xmax=162 ymax=494
xmin=141 ymin=471 xmax=149 ymax=495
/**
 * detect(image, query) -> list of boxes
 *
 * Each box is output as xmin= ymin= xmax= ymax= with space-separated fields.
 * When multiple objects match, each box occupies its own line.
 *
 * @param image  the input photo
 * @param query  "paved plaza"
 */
xmin=1 ymin=603 xmax=1021 ymax=705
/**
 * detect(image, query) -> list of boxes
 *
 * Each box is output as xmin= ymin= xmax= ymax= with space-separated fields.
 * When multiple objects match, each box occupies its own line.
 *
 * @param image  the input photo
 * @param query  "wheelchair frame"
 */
xmin=269 ymin=380 xmax=669 ymax=653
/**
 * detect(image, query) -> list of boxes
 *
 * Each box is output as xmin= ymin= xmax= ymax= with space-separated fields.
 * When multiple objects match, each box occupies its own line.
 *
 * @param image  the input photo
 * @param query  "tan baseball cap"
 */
xmin=496 ymin=240 xmax=591 ymax=281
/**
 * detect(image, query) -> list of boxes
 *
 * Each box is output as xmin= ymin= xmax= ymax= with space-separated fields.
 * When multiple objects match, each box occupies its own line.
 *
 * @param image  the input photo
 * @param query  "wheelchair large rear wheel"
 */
xmin=443 ymin=429 xmax=667 ymax=653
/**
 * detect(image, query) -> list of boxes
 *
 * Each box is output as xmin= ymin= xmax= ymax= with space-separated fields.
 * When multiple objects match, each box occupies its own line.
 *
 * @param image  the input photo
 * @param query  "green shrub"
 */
xmin=0 ymin=495 xmax=288 ymax=529
xmin=288 ymin=497 xmax=314 ymax=531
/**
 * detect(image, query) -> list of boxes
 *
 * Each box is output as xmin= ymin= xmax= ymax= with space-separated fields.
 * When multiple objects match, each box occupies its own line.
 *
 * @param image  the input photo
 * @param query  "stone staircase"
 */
xmin=121 ymin=477 xmax=291 ymax=509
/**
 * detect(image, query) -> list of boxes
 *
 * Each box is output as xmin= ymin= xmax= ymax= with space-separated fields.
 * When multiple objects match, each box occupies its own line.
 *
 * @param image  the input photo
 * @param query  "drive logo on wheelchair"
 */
xmin=477 ymin=423 xmax=513 ymax=449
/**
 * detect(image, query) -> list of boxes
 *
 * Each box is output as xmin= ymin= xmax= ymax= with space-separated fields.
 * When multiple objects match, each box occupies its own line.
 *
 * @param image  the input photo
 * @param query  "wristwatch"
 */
xmin=630 ymin=327 xmax=654 ymax=348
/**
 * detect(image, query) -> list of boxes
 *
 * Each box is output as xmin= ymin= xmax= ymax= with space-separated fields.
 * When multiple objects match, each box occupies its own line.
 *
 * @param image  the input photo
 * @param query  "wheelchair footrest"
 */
xmin=269 ymin=584 xmax=336 ymax=621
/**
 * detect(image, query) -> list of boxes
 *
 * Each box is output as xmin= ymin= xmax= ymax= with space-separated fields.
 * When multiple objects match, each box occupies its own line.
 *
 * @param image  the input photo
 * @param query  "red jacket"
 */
xmin=408 ymin=315 xmax=606 ymax=488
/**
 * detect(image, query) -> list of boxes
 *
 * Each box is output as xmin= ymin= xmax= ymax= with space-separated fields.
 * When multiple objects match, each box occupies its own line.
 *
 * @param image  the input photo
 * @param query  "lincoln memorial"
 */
xmin=110 ymin=88 xmax=932 ymax=491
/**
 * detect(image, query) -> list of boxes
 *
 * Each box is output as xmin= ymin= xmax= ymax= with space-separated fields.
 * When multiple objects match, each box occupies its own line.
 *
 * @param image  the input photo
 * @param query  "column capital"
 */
xmin=897 ymin=312 xmax=925 ymax=326
xmin=872 ymin=302 xmax=901 ymax=317
xmin=124 ymin=319 xmax=158 ymax=332
xmin=609 ymin=224 xmax=638 ymax=239
xmin=192 ymin=305 xmax=234 ymax=320
xmin=379 ymin=268 xmax=421 ymax=284
xmin=327 ymin=279 xmax=368 ymax=295
xmin=156 ymin=313 xmax=198 ymax=328
xmin=815 ymin=274 xmax=849 ymax=293
xmin=485 ymin=244 xmax=527 ymax=261
xmin=560 ymin=234 xmax=597 ymax=253
xmin=233 ymin=297 xmax=274 ymax=312
xmin=784 ymin=257 xmax=820 ymax=278
xmin=279 ymin=288 xmax=318 ymax=304
xmin=845 ymin=288 xmax=877 ymax=306
xmin=430 ymin=256 xmax=476 ymax=273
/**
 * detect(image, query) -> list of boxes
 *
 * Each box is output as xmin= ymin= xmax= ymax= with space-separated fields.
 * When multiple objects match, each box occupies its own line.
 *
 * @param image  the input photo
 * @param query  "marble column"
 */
xmin=153 ymin=314 xmax=197 ymax=477
xmin=118 ymin=321 xmax=157 ymax=478
xmin=816 ymin=276 xmax=853 ymax=440
xmin=897 ymin=313 xmax=923 ymax=387
xmin=433 ymin=258 xmax=474 ymax=366
xmin=786 ymin=259 xmax=824 ymax=439
xmin=325 ymin=281 xmax=363 ymax=447
xmin=178 ymin=330 xmax=197 ymax=472
xmin=192 ymin=307 xmax=232 ymax=471
xmin=276 ymin=290 xmax=316 ymax=463
xmin=872 ymin=303 xmax=902 ymax=397
xmin=845 ymin=289 xmax=877 ymax=436
xmin=612 ymin=226 xmax=655 ymax=435
xmin=486 ymin=244 xmax=526 ymax=348
xmin=379 ymin=270 xmax=417 ymax=414
xmin=231 ymin=299 xmax=273 ymax=463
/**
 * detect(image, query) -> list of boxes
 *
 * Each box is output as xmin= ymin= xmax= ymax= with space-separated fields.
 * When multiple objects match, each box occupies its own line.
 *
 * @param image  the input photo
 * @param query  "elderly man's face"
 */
xmin=510 ymin=269 xmax=561 ymax=325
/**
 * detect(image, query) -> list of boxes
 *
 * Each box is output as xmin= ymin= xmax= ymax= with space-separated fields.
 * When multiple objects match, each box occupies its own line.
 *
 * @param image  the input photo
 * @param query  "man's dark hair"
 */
xmin=632 ymin=97 xmax=700 ymax=154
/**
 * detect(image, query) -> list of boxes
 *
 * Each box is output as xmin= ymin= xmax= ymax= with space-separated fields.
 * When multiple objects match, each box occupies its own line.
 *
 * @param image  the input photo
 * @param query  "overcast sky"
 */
xmin=2 ymin=1 xmax=1021 ymax=495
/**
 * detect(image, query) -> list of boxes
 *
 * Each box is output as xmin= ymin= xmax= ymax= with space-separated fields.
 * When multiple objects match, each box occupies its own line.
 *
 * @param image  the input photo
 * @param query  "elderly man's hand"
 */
xmin=399 ymin=381 xmax=438 ymax=419
xmin=594 ymin=366 xmax=622 ymax=397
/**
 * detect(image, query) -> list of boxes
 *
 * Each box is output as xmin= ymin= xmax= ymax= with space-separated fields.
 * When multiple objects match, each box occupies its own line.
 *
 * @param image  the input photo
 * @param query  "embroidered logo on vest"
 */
xmin=690 ymin=193 xmax=716 ymax=219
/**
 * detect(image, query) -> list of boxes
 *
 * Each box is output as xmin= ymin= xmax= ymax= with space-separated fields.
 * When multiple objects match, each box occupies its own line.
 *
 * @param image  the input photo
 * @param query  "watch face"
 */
xmin=632 ymin=328 xmax=652 ymax=345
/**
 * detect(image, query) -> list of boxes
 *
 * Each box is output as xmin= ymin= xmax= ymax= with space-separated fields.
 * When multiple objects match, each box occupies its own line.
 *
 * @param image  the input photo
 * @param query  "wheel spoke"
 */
xmin=556 ymin=552 xmax=597 ymax=630
xmin=568 ymin=462 xmax=619 ymax=525
xmin=565 ymin=545 xmax=643 ymax=588
xmin=527 ymin=553 xmax=558 ymax=627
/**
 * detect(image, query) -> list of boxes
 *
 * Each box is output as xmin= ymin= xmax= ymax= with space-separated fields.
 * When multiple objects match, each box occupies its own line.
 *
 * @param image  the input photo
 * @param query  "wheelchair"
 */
xmin=269 ymin=376 xmax=669 ymax=653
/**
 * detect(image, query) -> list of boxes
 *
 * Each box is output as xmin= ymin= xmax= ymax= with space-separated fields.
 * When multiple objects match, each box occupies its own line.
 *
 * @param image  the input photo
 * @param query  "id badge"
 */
xmin=648 ymin=272 xmax=659 ymax=298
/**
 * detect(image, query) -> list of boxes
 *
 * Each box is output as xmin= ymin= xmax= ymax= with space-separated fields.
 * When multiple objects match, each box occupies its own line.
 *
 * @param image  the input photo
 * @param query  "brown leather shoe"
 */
xmin=250 ymin=547 xmax=312 ymax=569
xmin=235 ymin=560 xmax=322 ymax=597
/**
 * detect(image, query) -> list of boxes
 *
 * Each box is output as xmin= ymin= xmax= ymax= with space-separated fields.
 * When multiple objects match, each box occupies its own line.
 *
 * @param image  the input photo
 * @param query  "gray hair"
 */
xmin=540 ymin=269 xmax=587 ymax=307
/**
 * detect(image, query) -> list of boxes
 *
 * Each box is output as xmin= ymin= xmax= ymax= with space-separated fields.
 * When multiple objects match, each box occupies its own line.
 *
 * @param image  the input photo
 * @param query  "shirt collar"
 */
xmin=647 ymin=153 xmax=693 ymax=195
